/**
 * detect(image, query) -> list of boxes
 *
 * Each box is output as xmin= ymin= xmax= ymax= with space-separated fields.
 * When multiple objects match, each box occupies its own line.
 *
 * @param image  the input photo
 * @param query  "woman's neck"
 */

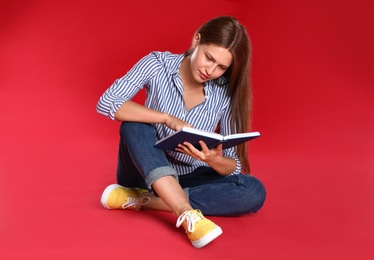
xmin=179 ymin=56 xmax=205 ymax=110
xmin=180 ymin=56 xmax=203 ymax=89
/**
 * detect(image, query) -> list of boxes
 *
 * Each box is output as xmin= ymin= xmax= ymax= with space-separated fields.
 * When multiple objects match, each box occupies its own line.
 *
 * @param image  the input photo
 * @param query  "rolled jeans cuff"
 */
xmin=145 ymin=166 xmax=179 ymax=192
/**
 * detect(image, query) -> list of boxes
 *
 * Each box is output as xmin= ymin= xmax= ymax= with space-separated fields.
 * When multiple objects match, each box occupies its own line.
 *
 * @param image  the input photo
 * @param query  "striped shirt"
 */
xmin=97 ymin=51 xmax=242 ymax=175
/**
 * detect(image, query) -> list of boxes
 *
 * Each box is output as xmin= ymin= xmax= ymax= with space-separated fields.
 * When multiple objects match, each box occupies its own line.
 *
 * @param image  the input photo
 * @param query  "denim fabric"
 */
xmin=116 ymin=122 xmax=266 ymax=216
xmin=117 ymin=122 xmax=178 ymax=191
xmin=180 ymin=168 xmax=266 ymax=216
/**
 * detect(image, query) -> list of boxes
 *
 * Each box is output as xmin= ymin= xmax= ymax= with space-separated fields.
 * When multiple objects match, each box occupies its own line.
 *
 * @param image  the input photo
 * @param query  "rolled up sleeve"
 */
xmin=96 ymin=52 xmax=162 ymax=120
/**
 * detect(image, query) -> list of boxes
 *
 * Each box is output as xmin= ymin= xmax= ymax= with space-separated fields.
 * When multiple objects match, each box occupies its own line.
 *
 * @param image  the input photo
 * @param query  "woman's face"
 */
xmin=189 ymin=41 xmax=232 ymax=84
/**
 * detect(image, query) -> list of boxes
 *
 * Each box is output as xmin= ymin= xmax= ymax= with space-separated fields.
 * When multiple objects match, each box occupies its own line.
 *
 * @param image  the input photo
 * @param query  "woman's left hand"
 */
xmin=176 ymin=141 xmax=223 ymax=164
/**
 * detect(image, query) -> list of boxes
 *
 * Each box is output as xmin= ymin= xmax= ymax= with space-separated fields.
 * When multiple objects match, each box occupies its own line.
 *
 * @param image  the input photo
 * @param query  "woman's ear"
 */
xmin=192 ymin=33 xmax=201 ymax=48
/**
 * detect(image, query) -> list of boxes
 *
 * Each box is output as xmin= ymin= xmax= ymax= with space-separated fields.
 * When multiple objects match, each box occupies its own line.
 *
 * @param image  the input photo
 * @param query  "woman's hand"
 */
xmin=176 ymin=141 xmax=223 ymax=165
xmin=176 ymin=141 xmax=237 ymax=176
xmin=164 ymin=114 xmax=192 ymax=131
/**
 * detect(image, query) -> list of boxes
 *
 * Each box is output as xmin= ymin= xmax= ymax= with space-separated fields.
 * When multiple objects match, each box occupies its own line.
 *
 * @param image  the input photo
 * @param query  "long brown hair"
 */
xmin=186 ymin=16 xmax=252 ymax=173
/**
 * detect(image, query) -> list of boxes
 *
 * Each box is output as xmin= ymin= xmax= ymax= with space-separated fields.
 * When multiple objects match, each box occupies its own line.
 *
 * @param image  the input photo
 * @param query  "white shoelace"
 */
xmin=122 ymin=194 xmax=150 ymax=210
xmin=176 ymin=210 xmax=203 ymax=232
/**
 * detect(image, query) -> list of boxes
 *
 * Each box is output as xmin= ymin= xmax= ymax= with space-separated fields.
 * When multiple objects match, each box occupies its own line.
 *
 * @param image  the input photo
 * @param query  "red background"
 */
xmin=1 ymin=0 xmax=373 ymax=258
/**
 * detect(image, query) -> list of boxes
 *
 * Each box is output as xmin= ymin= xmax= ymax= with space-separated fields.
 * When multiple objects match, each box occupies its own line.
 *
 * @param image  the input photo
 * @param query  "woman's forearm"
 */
xmin=114 ymin=101 xmax=168 ymax=124
xmin=206 ymin=156 xmax=237 ymax=176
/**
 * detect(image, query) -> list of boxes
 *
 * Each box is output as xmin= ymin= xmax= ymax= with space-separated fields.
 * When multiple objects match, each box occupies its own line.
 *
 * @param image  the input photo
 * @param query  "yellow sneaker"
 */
xmin=100 ymin=184 xmax=150 ymax=210
xmin=176 ymin=209 xmax=223 ymax=248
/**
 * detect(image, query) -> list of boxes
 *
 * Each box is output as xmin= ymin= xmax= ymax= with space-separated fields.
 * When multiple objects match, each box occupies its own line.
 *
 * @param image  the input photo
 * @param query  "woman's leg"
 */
xmin=116 ymin=122 xmax=193 ymax=216
xmin=117 ymin=122 xmax=176 ymax=190
xmin=179 ymin=167 xmax=267 ymax=216
xmin=116 ymin=131 xmax=148 ymax=189
xmin=106 ymin=122 xmax=223 ymax=248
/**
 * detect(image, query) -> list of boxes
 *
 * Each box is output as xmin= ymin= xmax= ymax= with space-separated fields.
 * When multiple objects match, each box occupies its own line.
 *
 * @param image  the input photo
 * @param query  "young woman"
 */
xmin=96 ymin=16 xmax=266 ymax=249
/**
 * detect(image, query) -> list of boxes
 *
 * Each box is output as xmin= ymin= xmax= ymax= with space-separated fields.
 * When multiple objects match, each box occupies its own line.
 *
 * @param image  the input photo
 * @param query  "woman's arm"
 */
xmin=97 ymin=52 xmax=162 ymax=120
xmin=114 ymin=100 xmax=166 ymax=123
xmin=115 ymin=101 xmax=191 ymax=131
xmin=202 ymin=145 xmax=237 ymax=176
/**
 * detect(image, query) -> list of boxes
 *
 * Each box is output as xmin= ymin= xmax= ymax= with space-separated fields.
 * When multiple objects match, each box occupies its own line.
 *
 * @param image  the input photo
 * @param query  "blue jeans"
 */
xmin=116 ymin=122 xmax=266 ymax=216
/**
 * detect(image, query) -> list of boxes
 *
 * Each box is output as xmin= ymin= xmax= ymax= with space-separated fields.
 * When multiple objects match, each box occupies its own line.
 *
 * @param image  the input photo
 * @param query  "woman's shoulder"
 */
xmin=142 ymin=51 xmax=183 ymax=73
xmin=132 ymin=51 xmax=178 ymax=70
xmin=146 ymin=51 xmax=182 ymax=63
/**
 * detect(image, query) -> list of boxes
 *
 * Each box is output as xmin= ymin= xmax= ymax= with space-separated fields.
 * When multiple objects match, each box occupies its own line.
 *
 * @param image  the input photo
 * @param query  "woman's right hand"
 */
xmin=164 ymin=114 xmax=192 ymax=131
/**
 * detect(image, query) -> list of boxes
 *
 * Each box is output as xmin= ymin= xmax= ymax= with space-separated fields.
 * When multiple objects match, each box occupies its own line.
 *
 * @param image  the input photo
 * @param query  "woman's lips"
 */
xmin=199 ymin=72 xmax=208 ymax=81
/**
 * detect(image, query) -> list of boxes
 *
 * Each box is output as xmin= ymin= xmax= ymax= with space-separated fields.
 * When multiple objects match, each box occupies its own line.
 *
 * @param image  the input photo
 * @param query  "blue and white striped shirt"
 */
xmin=97 ymin=51 xmax=242 ymax=175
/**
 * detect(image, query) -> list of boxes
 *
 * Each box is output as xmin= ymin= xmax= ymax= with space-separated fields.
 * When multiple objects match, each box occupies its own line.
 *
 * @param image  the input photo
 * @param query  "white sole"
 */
xmin=100 ymin=184 xmax=122 ymax=209
xmin=192 ymin=226 xmax=223 ymax=249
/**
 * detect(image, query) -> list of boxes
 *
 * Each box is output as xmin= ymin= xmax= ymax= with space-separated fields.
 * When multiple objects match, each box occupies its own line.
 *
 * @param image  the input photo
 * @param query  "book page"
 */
xmin=181 ymin=127 xmax=223 ymax=140
xmin=223 ymin=131 xmax=260 ymax=140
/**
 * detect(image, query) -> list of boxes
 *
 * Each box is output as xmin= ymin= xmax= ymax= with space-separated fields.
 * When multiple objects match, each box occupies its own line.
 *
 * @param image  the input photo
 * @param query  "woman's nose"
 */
xmin=205 ymin=65 xmax=214 ymax=76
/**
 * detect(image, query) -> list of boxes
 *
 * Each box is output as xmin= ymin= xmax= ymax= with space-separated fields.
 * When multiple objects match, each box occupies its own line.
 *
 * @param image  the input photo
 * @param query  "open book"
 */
xmin=154 ymin=127 xmax=260 ymax=151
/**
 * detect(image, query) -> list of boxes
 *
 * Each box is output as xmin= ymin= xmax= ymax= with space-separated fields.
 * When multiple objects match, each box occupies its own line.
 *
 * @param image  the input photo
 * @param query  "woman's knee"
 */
xmin=240 ymin=175 xmax=267 ymax=213
xmin=119 ymin=122 xmax=157 ymax=144
xmin=120 ymin=122 xmax=150 ymax=135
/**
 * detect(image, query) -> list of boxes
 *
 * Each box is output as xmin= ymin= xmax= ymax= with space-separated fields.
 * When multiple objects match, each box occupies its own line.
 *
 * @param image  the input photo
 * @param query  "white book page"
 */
xmin=223 ymin=131 xmax=261 ymax=140
xmin=182 ymin=127 xmax=223 ymax=140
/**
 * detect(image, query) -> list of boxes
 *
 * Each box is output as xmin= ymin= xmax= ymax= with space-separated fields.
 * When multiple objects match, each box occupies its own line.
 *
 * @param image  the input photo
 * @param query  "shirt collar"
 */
xmin=170 ymin=53 xmax=185 ymax=76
